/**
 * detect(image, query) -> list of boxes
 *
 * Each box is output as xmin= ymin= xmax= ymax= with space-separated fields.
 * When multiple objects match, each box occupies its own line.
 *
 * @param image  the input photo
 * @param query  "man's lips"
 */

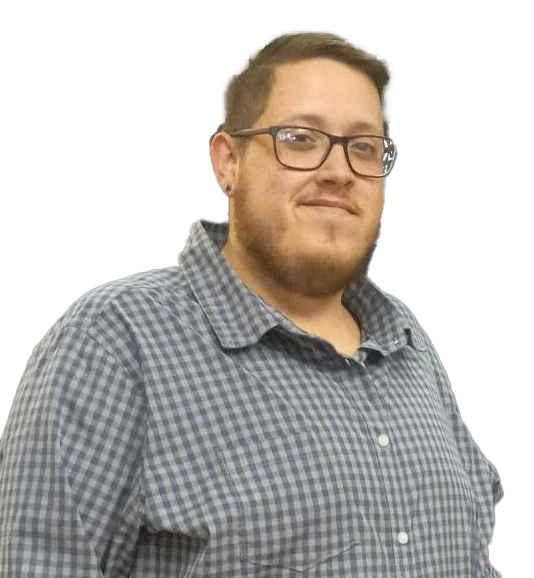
xmin=300 ymin=199 xmax=354 ymax=214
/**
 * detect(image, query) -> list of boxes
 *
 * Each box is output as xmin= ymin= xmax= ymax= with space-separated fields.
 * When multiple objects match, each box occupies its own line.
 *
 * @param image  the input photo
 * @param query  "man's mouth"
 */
xmin=301 ymin=197 xmax=355 ymax=215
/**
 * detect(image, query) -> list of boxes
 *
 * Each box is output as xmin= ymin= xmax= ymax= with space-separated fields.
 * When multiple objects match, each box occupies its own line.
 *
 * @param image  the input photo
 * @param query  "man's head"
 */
xmin=209 ymin=32 xmax=393 ymax=302
xmin=210 ymin=32 xmax=391 ymax=156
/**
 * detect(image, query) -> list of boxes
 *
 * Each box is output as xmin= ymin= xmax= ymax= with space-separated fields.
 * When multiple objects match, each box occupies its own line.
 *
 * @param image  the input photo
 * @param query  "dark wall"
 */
xmin=0 ymin=29 xmax=504 ymax=530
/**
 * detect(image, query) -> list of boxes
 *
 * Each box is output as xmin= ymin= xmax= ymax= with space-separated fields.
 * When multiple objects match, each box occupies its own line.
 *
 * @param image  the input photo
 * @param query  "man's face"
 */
xmin=227 ymin=57 xmax=386 ymax=300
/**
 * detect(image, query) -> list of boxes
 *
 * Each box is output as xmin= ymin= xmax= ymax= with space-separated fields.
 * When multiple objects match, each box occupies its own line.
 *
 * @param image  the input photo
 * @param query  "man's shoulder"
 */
xmin=44 ymin=265 xmax=191 ymax=341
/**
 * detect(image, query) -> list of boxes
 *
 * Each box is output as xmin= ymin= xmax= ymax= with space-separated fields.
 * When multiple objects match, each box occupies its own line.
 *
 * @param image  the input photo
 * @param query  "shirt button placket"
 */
xmin=394 ymin=530 xmax=410 ymax=578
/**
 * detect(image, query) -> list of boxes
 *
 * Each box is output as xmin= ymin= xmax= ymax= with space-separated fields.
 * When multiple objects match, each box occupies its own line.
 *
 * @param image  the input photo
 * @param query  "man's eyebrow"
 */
xmin=277 ymin=113 xmax=381 ymax=133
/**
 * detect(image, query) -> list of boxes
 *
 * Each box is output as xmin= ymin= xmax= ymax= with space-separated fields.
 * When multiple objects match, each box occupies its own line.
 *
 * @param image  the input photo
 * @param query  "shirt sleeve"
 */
xmin=423 ymin=332 xmax=504 ymax=500
xmin=419 ymin=325 xmax=504 ymax=577
xmin=0 ymin=324 xmax=146 ymax=577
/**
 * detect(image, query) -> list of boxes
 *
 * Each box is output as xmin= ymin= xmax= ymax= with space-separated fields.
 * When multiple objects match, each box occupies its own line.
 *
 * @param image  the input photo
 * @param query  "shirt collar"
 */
xmin=179 ymin=218 xmax=282 ymax=349
xmin=179 ymin=219 xmax=427 ymax=355
xmin=342 ymin=276 xmax=427 ymax=354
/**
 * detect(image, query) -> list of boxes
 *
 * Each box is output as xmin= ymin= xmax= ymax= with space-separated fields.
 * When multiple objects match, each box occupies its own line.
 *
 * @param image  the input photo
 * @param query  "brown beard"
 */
xmin=227 ymin=176 xmax=382 ymax=300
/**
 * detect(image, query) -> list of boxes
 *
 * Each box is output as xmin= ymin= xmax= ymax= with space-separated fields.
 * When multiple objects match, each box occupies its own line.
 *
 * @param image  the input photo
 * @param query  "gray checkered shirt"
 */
xmin=0 ymin=219 xmax=504 ymax=577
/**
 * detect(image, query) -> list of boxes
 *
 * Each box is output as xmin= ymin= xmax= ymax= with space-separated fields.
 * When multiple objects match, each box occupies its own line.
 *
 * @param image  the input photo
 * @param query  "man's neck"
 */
xmin=222 ymin=237 xmax=360 ymax=356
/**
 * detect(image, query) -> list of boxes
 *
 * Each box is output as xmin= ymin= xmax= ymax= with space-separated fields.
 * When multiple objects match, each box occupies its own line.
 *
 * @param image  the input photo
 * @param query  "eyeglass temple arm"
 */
xmin=229 ymin=128 xmax=271 ymax=137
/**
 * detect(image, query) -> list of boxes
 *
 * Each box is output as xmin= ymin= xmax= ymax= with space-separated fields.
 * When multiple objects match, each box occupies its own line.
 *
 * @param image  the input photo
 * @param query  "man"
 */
xmin=0 ymin=32 xmax=503 ymax=577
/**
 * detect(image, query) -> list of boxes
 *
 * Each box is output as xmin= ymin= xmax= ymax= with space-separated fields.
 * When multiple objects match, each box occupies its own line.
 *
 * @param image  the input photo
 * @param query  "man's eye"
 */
xmin=293 ymin=134 xmax=310 ymax=142
xmin=280 ymin=131 xmax=316 ymax=145
xmin=350 ymin=140 xmax=378 ymax=155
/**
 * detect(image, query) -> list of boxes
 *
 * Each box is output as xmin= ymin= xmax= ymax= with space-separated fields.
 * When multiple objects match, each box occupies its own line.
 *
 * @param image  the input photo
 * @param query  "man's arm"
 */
xmin=0 ymin=324 xmax=146 ymax=577
xmin=416 ymin=321 xmax=504 ymax=577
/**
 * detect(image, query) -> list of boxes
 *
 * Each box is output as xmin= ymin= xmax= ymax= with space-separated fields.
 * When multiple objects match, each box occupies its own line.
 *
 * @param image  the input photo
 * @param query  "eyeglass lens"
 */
xmin=276 ymin=127 xmax=394 ymax=176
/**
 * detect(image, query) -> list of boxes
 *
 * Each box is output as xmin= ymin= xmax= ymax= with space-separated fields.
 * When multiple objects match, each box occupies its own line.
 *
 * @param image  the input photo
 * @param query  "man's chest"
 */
xmin=141 ymin=333 xmax=478 ymax=575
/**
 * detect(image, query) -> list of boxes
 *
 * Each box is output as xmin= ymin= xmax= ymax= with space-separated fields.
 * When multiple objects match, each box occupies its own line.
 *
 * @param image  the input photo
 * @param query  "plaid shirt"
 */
xmin=0 ymin=219 xmax=504 ymax=577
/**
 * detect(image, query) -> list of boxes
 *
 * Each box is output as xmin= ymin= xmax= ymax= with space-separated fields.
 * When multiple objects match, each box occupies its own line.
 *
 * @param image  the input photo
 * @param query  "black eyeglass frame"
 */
xmin=228 ymin=125 xmax=398 ymax=178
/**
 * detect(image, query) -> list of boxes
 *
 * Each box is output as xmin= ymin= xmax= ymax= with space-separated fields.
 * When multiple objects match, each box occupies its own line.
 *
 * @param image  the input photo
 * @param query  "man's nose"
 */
xmin=318 ymin=141 xmax=354 ymax=180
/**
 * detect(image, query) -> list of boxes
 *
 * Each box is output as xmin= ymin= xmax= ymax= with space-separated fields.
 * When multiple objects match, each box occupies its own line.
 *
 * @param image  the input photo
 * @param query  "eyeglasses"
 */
xmin=229 ymin=125 xmax=398 ymax=178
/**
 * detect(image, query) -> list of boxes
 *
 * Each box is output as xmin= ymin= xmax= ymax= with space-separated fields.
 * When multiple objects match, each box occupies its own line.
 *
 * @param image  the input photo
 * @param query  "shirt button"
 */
xmin=377 ymin=433 xmax=389 ymax=447
xmin=397 ymin=531 xmax=409 ymax=544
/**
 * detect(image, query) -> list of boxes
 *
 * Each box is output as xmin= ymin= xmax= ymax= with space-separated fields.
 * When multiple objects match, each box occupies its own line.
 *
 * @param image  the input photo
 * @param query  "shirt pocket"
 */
xmin=422 ymin=448 xmax=479 ymax=528
xmin=217 ymin=428 xmax=365 ymax=572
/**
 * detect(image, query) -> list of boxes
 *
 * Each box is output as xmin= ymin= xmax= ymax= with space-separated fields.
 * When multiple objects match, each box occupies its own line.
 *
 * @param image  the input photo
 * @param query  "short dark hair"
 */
xmin=209 ymin=32 xmax=391 ymax=157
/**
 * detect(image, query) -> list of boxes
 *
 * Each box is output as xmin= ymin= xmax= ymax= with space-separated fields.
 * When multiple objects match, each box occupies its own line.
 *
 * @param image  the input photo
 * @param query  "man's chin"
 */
xmin=276 ymin=247 xmax=374 ymax=298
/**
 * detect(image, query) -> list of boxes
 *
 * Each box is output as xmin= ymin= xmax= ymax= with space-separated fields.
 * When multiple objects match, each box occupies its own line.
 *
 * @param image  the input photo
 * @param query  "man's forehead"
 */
xmin=264 ymin=60 xmax=383 ymax=131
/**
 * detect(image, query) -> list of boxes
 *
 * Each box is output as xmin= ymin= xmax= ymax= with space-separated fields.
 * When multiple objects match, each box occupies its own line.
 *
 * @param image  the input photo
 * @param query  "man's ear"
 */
xmin=210 ymin=132 xmax=239 ymax=198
